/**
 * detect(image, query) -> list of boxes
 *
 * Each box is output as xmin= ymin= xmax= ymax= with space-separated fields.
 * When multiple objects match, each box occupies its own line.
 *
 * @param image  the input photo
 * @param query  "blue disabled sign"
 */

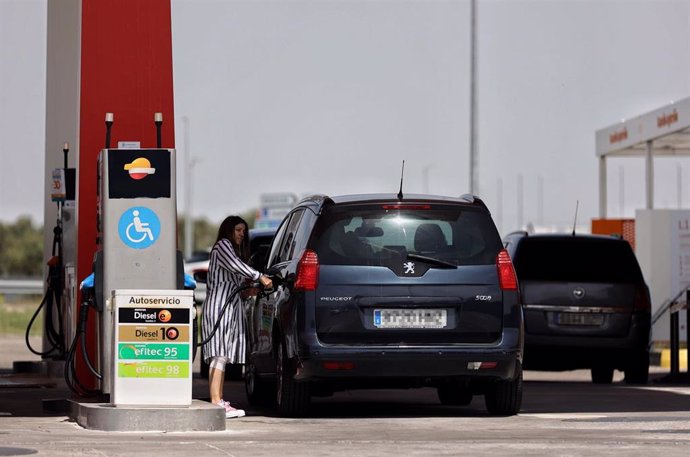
xmin=118 ymin=207 xmax=161 ymax=249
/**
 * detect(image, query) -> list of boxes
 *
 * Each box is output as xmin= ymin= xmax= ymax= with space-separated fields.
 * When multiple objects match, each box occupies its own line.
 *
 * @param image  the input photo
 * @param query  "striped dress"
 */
xmin=201 ymin=238 xmax=260 ymax=364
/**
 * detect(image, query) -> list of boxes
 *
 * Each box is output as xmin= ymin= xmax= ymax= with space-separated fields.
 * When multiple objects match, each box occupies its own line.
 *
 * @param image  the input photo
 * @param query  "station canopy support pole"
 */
xmin=599 ymin=155 xmax=607 ymax=219
xmin=645 ymin=140 xmax=654 ymax=209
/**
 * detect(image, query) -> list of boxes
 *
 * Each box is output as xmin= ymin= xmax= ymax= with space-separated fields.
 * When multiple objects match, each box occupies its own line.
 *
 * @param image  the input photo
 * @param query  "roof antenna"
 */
xmin=397 ymin=160 xmax=405 ymax=200
xmin=571 ymin=200 xmax=579 ymax=236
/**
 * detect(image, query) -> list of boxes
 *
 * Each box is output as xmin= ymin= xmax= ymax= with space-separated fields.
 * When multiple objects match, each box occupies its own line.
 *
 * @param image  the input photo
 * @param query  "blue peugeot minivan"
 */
xmin=245 ymin=194 xmax=523 ymax=416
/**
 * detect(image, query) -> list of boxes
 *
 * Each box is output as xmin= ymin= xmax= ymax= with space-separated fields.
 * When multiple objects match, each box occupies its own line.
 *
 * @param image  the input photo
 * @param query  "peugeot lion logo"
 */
xmin=403 ymin=261 xmax=415 ymax=274
xmin=572 ymin=287 xmax=585 ymax=299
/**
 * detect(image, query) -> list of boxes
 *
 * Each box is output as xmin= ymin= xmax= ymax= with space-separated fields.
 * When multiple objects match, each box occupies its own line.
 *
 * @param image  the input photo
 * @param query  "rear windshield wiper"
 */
xmin=407 ymin=253 xmax=457 ymax=269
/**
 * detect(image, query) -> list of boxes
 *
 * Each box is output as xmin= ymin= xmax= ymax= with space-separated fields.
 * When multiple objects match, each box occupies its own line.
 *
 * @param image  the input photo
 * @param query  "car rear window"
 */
xmin=309 ymin=203 xmax=502 ymax=266
xmin=513 ymin=237 xmax=643 ymax=283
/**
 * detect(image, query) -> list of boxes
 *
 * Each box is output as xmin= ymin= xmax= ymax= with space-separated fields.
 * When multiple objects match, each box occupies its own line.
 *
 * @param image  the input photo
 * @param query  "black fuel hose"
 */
xmin=196 ymin=283 xmax=257 ymax=349
xmin=196 ymin=276 xmax=281 ymax=351
xmin=25 ymin=226 xmax=66 ymax=358
xmin=63 ymin=296 xmax=101 ymax=397
xmin=24 ymin=285 xmax=60 ymax=356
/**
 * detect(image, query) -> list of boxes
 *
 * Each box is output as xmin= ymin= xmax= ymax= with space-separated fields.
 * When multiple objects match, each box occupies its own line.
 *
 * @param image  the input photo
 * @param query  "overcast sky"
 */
xmin=1 ymin=0 xmax=689 ymax=236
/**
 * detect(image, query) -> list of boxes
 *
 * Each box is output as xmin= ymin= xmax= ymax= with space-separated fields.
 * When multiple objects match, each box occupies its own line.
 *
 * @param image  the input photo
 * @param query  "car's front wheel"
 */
xmin=485 ymin=361 xmax=522 ymax=416
xmin=275 ymin=339 xmax=310 ymax=417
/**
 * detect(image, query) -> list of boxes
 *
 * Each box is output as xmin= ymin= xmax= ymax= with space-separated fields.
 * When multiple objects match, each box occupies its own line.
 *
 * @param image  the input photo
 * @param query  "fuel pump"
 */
xmin=65 ymin=112 xmax=276 ymax=411
xmin=60 ymin=144 xmax=78 ymax=354
xmin=69 ymin=113 xmax=192 ymax=404
xmin=25 ymin=143 xmax=76 ymax=360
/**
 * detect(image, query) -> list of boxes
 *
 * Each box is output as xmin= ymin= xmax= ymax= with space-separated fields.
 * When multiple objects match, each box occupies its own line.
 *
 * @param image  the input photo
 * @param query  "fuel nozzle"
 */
xmin=267 ymin=272 xmax=285 ymax=288
xmin=246 ymin=273 xmax=283 ymax=296
xmin=260 ymin=272 xmax=284 ymax=295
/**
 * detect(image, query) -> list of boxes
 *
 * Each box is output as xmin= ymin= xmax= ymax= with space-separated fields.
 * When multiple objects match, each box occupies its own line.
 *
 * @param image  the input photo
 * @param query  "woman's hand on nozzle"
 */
xmin=259 ymin=274 xmax=273 ymax=290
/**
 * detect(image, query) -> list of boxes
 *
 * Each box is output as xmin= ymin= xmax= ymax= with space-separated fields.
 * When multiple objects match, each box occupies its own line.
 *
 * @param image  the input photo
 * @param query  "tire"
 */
xmin=437 ymin=383 xmax=473 ymax=406
xmin=624 ymin=350 xmax=649 ymax=385
xmin=245 ymin=358 xmax=275 ymax=406
xmin=591 ymin=366 xmax=614 ymax=384
xmin=485 ymin=361 xmax=522 ymax=416
xmin=275 ymin=339 xmax=310 ymax=417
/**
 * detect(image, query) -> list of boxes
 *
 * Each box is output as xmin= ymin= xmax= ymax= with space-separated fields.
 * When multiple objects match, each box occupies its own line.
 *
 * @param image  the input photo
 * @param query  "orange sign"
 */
xmin=609 ymin=128 xmax=628 ymax=144
xmin=657 ymin=109 xmax=679 ymax=128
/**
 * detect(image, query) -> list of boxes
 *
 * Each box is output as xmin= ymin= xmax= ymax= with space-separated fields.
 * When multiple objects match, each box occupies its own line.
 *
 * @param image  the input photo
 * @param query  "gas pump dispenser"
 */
xmin=25 ymin=144 xmax=77 ymax=362
xmin=89 ymin=113 xmax=193 ymax=404
xmin=60 ymin=145 xmax=78 ymax=354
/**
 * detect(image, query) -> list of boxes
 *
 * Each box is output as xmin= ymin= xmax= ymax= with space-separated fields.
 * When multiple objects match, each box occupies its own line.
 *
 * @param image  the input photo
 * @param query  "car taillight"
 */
xmin=295 ymin=249 xmax=319 ymax=291
xmin=634 ymin=284 xmax=651 ymax=312
xmin=497 ymin=249 xmax=518 ymax=291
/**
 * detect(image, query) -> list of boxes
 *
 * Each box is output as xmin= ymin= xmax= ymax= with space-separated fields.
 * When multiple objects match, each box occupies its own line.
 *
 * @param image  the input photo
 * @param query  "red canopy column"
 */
xmin=76 ymin=0 xmax=176 ymax=388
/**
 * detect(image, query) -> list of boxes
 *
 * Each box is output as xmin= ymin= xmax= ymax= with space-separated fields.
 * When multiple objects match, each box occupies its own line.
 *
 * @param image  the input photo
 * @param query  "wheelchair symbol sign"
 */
xmin=118 ymin=207 xmax=161 ymax=249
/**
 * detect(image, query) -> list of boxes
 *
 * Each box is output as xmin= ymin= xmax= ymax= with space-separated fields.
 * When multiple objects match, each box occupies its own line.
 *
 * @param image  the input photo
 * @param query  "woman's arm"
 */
xmin=215 ymin=239 xmax=261 ymax=281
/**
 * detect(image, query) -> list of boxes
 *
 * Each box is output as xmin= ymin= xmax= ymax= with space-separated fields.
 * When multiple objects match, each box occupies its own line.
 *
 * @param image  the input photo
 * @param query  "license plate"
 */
xmin=555 ymin=312 xmax=604 ymax=326
xmin=373 ymin=309 xmax=447 ymax=329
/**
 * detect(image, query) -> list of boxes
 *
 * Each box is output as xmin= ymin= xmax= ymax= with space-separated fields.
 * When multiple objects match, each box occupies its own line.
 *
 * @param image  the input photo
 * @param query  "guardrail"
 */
xmin=651 ymin=285 xmax=690 ymax=326
xmin=0 ymin=279 xmax=44 ymax=295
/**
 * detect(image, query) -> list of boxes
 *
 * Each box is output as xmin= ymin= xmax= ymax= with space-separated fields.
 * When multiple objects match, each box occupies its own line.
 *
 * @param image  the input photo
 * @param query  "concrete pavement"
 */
xmin=1 ymin=335 xmax=690 ymax=456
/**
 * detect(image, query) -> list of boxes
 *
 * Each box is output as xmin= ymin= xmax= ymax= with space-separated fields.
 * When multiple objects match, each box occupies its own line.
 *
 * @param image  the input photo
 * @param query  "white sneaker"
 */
xmin=217 ymin=400 xmax=246 ymax=418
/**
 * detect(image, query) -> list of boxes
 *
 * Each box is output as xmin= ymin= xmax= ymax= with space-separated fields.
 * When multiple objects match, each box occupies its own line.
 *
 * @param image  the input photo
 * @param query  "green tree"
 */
xmin=0 ymin=217 xmax=44 ymax=277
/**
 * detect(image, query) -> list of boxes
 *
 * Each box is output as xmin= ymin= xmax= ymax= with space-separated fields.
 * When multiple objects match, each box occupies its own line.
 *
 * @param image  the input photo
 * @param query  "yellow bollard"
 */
xmin=660 ymin=349 xmax=688 ymax=369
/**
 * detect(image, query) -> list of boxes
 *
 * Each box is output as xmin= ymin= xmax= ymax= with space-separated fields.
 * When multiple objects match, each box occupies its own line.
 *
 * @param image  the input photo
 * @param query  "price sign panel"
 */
xmin=112 ymin=290 xmax=194 ymax=406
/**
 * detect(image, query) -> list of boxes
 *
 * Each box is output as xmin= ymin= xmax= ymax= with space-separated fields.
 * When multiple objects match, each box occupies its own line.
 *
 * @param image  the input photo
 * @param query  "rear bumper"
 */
xmin=295 ymin=328 xmax=522 ymax=382
xmin=523 ymin=313 xmax=651 ymax=369
xmin=525 ymin=313 xmax=650 ymax=349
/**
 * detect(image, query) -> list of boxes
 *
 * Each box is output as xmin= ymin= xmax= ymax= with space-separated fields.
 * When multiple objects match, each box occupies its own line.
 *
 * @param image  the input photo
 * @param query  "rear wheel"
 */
xmin=485 ymin=362 xmax=522 ymax=416
xmin=624 ymin=350 xmax=649 ymax=385
xmin=591 ymin=366 xmax=614 ymax=384
xmin=437 ymin=383 xmax=473 ymax=406
xmin=276 ymin=340 xmax=310 ymax=417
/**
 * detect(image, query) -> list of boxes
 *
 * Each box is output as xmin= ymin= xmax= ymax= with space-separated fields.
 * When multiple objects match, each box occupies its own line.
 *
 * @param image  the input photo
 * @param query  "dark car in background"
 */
xmin=244 ymin=193 xmax=524 ymax=416
xmin=502 ymin=232 xmax=651 ymax=384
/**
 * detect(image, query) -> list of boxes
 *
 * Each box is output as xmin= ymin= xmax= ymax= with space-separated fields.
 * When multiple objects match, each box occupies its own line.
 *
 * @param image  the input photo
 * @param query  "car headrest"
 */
xmin=414 ymin=223 xmax=446 ymax=252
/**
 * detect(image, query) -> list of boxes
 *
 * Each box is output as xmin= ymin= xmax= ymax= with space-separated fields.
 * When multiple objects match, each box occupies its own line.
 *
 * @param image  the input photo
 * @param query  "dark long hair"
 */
xmin=216 ymin=215 xmax=250 ymax=261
